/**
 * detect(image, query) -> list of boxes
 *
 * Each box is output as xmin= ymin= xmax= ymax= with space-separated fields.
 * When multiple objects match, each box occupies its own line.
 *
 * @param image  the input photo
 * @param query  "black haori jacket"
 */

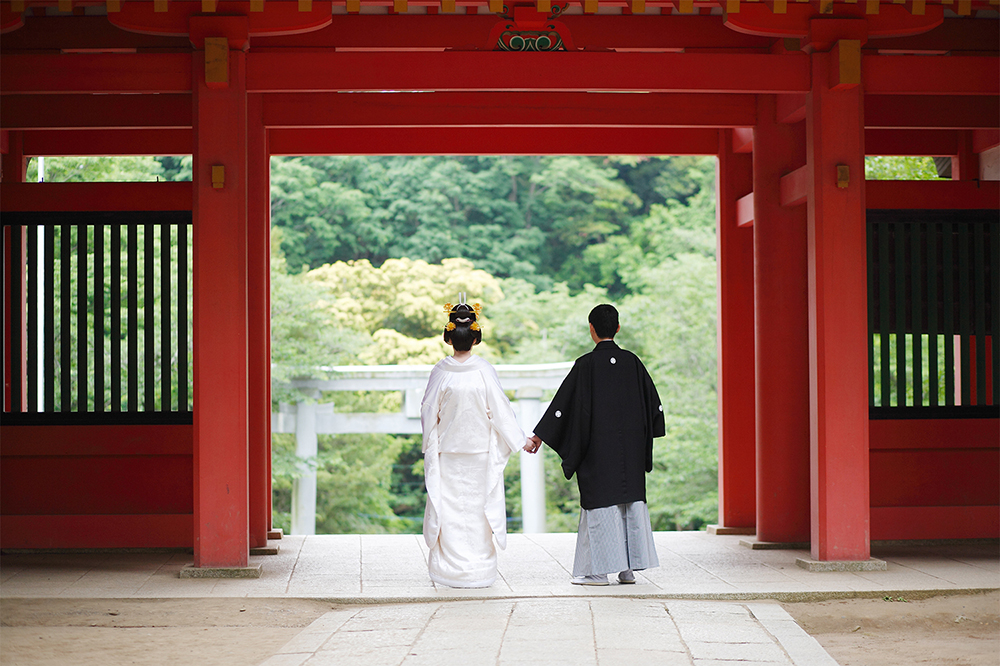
xmin=533 ymin=340 xmax=666 ymax=510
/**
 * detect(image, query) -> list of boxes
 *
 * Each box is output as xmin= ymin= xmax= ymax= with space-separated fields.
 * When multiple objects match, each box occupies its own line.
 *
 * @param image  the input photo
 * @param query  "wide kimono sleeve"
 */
xmin=420 ymin=364 xmax=447 ymax=549
xmin=639 ymin=359 xmax=666 ymax=473
xmin=482 ymin=365 xmax=526 ymax=456
xmin=420 ymin=365 xmax=446 ymax=453
xmin=532 ymin=358 xmax=593 ymax=480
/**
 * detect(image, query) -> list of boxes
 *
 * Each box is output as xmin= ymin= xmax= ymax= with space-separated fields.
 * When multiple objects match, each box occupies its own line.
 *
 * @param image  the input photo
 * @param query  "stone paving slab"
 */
xmin=258 ymin=598 xmax=834 ymax=666
xmin=2 ymin=532 xmax=996 ymax=666
xmin=2 ymin=532 xmax=997 ymax=602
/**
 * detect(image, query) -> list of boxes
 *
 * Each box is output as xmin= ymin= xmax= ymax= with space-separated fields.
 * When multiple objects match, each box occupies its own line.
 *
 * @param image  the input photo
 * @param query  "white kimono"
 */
xmin=420 ymin=355 xmax=525 ymax=588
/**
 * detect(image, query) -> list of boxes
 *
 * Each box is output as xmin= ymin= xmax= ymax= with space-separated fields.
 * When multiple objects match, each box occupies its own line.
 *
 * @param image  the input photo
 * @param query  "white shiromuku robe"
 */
xmin=421 ymin=355 xmax=525 ymax=588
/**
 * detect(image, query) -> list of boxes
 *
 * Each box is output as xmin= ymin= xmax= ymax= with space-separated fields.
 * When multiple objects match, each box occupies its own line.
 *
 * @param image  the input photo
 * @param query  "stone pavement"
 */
xmin=260 ymin=597 xmax=838 ymax=666
xmin=2 ymin=532 xmax=997 ymax=666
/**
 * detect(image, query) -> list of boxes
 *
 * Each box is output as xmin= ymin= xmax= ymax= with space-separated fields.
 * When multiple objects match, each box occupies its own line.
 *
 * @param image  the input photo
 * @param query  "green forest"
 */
xmin=28 ymin=153 xmax=941 ymax=535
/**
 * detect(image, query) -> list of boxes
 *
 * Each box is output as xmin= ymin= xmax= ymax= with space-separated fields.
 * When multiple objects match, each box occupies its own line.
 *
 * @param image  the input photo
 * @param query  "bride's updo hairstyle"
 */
xmin=443 ymin=303 xmax=482 ymax=352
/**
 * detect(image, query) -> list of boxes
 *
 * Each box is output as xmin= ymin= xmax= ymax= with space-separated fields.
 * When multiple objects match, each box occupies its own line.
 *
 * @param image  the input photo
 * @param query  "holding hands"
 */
xmin=523 ymin=435 xmax=542 ymax=454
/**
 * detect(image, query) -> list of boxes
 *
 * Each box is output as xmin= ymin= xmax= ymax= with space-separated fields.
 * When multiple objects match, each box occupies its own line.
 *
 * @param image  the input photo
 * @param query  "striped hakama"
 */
xmin=572 ymin=501 xmax=659 ymax=577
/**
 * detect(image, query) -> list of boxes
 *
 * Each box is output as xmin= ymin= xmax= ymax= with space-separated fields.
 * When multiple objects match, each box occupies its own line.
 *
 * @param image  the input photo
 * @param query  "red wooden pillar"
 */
xmin=715 ymin=129 xmax=756 ymax=530
xmin=191 ymin=17 xmax=251 ymax=569
xmin=953 ymin=131 xmax=979 ymax=182
xmin=247 ymin=93 xmax=271 ymax=548
xmin=2 ymin=131 xmax=27 ymax=413
xmin=752 ymin=97 xmax=811 ymax=544
xmin=806 ymin=38 xmax=870 ymax=561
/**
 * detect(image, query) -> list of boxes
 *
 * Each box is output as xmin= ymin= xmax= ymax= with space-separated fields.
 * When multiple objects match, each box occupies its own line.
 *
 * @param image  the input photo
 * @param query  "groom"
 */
xmin=525 ymin=304 xmax=664 ymax=585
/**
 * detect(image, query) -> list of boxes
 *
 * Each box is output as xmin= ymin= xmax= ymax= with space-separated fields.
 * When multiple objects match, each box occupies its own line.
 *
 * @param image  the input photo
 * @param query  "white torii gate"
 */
xmin=272 ymin=362 xmax=573 ymax=536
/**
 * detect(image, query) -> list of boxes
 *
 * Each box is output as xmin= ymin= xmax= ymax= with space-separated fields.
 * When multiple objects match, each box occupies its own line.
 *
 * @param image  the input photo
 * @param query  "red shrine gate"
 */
xmin=1 ymin=0 xmax=997 ymax=572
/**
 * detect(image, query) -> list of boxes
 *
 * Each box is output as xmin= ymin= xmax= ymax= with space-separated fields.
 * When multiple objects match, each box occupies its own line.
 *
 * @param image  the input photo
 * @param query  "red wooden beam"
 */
xmin=0 ymin=53 xmax=192 ymax=95
xmin=866 ymin=180 xmax=1000 ymax=209
xmin=864 ymin=55 xmax=999 ymax=96
xmin=866 ymin=18 xmax=999 ymax=54
xmin=864 ymin=129 xmax=957 ymax=156
xmin=247 ymin=51 xmax=811 ymax=94
xmin=0 ymin=514 xmax=193 ymax=549
xmin=779 ymin=164 xmax=808 ymax=207
xmin=776 ymin=93 xmax=806 ymax=124
xmin=0 ymin=16 xmax=190 ymax=52
xmin=0 ymin=182 xmax=193 ymax=212
xmin=262 ymin=91 xmax=757 ymax=129
xmin=0 ymin=424 xmax=192 ymax=456
xmin=973 ymin=129 xmax=1000 ymax=153
xmin=2 ymin=16 xmax=987 ymax=55
xmin=865 ymin=95 xmax=1000 ymax=130
xmin=1 ymin=94 xmax=191 ymax=131
xmin=736 ymin=191 xmax=754 ymax=227
xmin=21 ymin=129 xmax=192 ymax=156
xmin=871 ymin=506 xmax=999 ymax=541
xmin=269 ymin=126 xmax=719 ymax=155
xmin=250 ymin=15 xmax=772 ymax=50
xmin=732 ymin=127 xmax=753 ymax=153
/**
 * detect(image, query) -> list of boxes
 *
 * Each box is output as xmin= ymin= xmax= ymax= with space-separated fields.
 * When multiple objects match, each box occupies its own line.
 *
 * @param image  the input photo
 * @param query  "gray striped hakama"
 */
xmin=572 ymin=501 xmax=659 ymax=577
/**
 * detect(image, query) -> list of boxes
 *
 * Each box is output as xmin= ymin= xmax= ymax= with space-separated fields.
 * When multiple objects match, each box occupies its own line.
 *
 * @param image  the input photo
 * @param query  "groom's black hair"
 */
xmin=588 ymin=304 xmax=619 ymax=339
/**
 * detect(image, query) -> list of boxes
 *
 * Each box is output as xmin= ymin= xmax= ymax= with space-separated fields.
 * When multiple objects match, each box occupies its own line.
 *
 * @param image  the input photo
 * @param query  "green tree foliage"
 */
xmin=864 ymin=156 xmax=943 ymax=180
xmin=26 ymin=156 xmax=166 ymax=182
xmin=270 ymin=155 xmax=724 ymax=534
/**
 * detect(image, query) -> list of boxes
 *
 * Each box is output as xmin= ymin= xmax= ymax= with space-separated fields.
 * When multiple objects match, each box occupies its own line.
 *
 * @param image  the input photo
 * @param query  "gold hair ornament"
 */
xmin=445 ymin=322 xmax=456 ymax=331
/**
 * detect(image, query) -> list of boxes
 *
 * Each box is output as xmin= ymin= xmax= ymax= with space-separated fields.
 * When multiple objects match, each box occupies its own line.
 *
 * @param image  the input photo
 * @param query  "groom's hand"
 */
xmin=523 ymin=435 xmax=542 ymax=454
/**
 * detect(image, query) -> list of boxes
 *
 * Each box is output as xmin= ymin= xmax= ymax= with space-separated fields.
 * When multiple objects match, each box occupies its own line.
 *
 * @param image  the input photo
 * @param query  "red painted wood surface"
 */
xmin=864 ymin=129 xmax=958 ymax=157
xmin=251 ymin=14 xmax=773 ymax=50
xmin=724 ymin=4 xmax=943 ymax=40
xmin=866 ymin=180 xmax=1000 ymax=210
xmin=715 ymin=129 xmax=756 ymax=530
xmin=779 ymin=164 xmax=809 ymax=207
xmin=21 ymin=129 xmax=192 ymax=157
xmin=246 ymin=51 xmax=812 ymax=94
xmin=753 ymin=96 xmax=810 ymax=544
xmin=107 ymin=0 xmax=333 ymax=38
xmin=863 ymin=55 xmax=999 ymax=96
xmin=0 ymin=53 xmax=192 ymax=95
xmin=247 ymin=93 xmax=271 ymax=549
xmin=1 ymin=424 xmax=193 ymax=456
xmin=0 ymin=93 xmax=191 ymax=131
xmin=2 ymin=456 xmax=193 ymax=515
xmin=191 ymin=27 xmax=250 ymax=569
xmin=0 ymin=424 xmax=194 ymax=549
xmin=736 ymin=192 xmax=754 ymax=228
xmin=866 ymin=95 xmax=1000 ymax=130
xmin=871 ymin=506 xmax=999 ymax=541
xmin=869 ymin=419 xmax=999 ymax=539
xmin=870 ymin=449 xmax=999 ymax=507
xmin=806 ymin=48 xmax=871 ymax=562
xmin=0 ymin=182 xmax=192 ymax=212
xmin=269 ymin=127 xmax=720 ymax=156
xmin=1 ymin=515 xmax=193 ymax=549
xmin=261 ymin=91 xmax=758 ymax=129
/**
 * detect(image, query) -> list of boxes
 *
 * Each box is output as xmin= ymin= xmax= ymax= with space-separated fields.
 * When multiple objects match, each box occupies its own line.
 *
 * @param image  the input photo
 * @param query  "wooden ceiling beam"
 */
xmin=246 ymin=51 xmax=811 ymax=93
xmin=1 ymin=53 xmax=192 ymax=94
xmin=261 ymin=91 xmax=758 ymax=128
xmin=268 ymin=126 xmax=721 ymax=155
xmin=863 ymin=54 xmax=999 ymax=95
xmin=20 ymin=129 xmax=193 ymax=156
xmin=864 ymin=128 xmax=958 ymax=155
xmin=865 ymin=94 xmax=1000 ymax=129
xmin=0 ymin=94 xmax=191 ymax=130
xmin=2 ymin=51 xmax=994 ymax=98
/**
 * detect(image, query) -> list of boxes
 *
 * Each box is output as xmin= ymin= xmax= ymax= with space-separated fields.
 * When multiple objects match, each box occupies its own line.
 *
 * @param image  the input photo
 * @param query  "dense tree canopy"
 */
xmin=268 ymin=155 xmax=722 ymax=533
